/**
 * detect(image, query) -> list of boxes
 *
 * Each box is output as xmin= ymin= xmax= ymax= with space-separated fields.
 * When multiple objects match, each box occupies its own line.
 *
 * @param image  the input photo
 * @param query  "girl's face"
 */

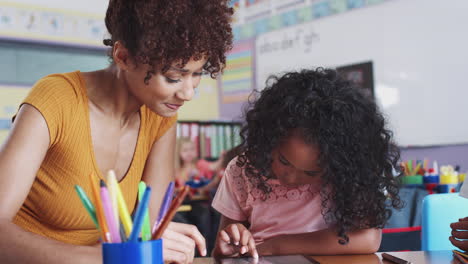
xmin=180 ymin=141 xmax=198 ymax=164
xmin=124 ymin=59 xmax=207 ymax=117
xmin=271 ymin=131 xmax=322 ymax=187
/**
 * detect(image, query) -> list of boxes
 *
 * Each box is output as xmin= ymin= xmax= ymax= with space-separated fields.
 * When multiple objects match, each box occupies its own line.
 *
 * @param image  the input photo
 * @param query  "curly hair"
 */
xmin=104 ymin=0 xmax=233 ymax=83
xmin=238 ymin=68 xmax=402 ymax=244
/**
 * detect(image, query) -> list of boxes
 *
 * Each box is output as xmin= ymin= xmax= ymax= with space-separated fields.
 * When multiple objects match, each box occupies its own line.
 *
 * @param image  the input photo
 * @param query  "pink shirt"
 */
xmin=212 ymin=156 xmax=329 ymax=244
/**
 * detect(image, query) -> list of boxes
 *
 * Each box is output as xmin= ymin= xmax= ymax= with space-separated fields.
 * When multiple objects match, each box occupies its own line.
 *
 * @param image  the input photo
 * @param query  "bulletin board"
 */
xmin=220 ymin=39 xmax=255 ymax=104
xmin=0 ymin=1 xmax=106 ymax=49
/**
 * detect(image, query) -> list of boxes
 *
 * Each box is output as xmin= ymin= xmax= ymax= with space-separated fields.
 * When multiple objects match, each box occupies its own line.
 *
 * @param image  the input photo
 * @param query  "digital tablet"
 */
xmin=218 ymin=255 xmax=313 ymax=264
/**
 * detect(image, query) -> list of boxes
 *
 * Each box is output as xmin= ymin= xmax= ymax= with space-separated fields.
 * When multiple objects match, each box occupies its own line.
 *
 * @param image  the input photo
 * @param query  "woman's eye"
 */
xmin=165 ymin=77 xmax=181 ymax=83
xmin=193 ymin=70 xmax=208 ymax=77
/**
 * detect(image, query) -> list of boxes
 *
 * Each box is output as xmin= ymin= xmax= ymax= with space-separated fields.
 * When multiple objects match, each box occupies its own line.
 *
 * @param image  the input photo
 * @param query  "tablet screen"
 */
xmin=218 ymin=255 xmax=312 ymax=264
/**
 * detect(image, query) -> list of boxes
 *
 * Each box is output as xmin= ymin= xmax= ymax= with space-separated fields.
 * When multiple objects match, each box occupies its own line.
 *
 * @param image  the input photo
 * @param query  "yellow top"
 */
xmin=13 ymin=71 xmax=177 ymax=245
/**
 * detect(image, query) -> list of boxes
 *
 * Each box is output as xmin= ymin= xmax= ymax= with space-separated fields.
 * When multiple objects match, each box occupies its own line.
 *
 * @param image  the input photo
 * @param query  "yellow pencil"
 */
xmin=412 ymin=163 xmax=422 ymax=176
xmin=107 ymin=170 xmax=120 ymax=237
xmin=114 ymin=174 xmax=133 ymax=237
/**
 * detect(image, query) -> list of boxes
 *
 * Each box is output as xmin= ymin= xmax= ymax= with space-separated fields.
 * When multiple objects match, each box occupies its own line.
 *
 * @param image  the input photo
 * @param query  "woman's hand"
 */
xmin=162 ymin=222 xmax=206 ymax=264
xmin=213 ymin=223 xmax=258 ymax=259
xmin=450 ymin=217 xmax=468 ymax=251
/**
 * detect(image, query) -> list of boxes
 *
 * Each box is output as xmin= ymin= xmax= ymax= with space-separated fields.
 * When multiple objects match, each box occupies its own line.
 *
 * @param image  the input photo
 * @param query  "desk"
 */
xmin=193 ymin=251 xmax=457 ymax=264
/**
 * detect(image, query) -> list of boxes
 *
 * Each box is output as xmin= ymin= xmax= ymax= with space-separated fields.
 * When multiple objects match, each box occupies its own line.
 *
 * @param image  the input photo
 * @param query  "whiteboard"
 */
xmin=255 ymin=0 xmax=468 ymax=146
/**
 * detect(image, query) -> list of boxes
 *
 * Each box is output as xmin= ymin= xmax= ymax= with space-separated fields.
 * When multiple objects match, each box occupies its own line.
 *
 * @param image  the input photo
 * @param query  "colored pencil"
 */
xmin=108 ymin=170 xmax=133 ymax=237
xmin=138 ymin=181 xmax=151 ymax=241
xmin=74 ymin=185 xmax=99 ymax=228
xmin=88 ymin=173 xmax=111 ymax=242
xmin=129 ymin=186 xmax=152 ymax=242
xmin=152 ymin=185 xmax=190 ymax=240
xmin=100 ymin=180 xmax=121 ymax=243
xmin=152 ymin=181 xmax=175 ymax=233
xmin=107 ymin=171 xmax=120 ymax=235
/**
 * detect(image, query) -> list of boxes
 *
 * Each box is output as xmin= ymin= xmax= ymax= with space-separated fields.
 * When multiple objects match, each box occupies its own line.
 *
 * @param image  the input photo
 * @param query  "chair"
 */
xmin=422 ymin=193 xmax=468 ymax=250
xmin=379 ymin=226 xmax=421 ymax=252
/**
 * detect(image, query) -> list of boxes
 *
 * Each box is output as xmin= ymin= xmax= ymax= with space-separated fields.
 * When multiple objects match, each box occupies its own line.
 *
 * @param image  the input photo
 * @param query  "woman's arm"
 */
xmin=257 ymin=227 xmax=381 ymax=256
xmin=141 ymin=123 xmax=206 ymax=263
xmin=0 ymin=105 xmax=101 ymax=264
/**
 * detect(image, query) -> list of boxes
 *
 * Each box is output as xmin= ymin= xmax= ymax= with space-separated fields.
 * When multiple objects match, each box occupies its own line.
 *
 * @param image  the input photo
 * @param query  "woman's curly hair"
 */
xmin=104 ymin=0 xmax=233 ymax=83
xmin=238 ymin=68 xmax=402 ymax=244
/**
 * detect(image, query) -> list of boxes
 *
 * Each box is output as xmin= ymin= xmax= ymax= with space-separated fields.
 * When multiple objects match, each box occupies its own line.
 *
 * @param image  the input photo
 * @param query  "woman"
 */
xmin=0 ymin=0 xmax=233 ymax=263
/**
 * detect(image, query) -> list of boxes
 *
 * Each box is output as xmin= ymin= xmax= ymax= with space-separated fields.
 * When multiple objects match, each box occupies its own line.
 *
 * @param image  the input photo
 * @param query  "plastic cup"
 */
xmin=102 ymin=239 xmax=163 ymax=264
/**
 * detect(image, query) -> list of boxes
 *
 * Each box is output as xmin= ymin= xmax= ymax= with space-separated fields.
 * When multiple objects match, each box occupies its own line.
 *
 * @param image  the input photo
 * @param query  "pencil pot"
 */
xmin=401 ymin=175 xmax=423 ymax=185
xmin=437 ymin=184 xmax=458 ymax=194
xmin=440 ymin=174 xmax=458 ymax=185
xmin=102 ymin=239 xmax=163 ymax=264
xmin=423 ymin=175 xmax=439 ymax=184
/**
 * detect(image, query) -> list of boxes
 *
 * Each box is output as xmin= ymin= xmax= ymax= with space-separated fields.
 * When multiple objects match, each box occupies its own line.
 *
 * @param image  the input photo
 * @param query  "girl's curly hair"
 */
xmin=238 ymin=68 xmax=402 ymax=244
xmin=104 ymin=0 xmax=233 ymax=83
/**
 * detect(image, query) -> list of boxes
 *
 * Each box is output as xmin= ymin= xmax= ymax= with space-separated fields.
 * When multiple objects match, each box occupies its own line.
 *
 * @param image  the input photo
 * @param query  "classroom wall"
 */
xmin=0 ymin=39 xmax=222 ymax=144
xmin=8 ymin=0 xmax=108 ymax=14
xmin=400 ymin=144 xmax=468 ymax=174
xmin=225 ymin=0 xmax=468 ymax=171
xmin=0 ymin=42 xmax=108 ymax=84
xmin=0 ymin=0 xmax=223 ymax=146
xmin=0 ymin=41 xmax=109 ymax=144
xmin=1 ymin=0 xmax=467 ymax=171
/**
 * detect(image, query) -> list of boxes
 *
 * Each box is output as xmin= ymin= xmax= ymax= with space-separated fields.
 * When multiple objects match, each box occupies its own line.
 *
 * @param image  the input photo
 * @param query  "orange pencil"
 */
xmin=88 ymin=172 xmax=111 ymax=242
xmin=152 ymin=185 xmax=190 ymax=240
xmin=400 ymin=162 xmax=408 ymax=176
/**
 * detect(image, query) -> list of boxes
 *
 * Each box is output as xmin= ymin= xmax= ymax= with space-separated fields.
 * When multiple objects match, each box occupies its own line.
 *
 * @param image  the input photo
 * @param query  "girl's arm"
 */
xmin=257 ymin=227 xmax=381 ymax=256
xmin=141 ymin=123 xmax=206 ymax=263
xmin=0 ymin=105 xmax=101 ymax=264
xmin=196 ymin=171 xmax=222 ymax=194
xmin=195 ymin=154 xmax=226 ymax=195
xmin=207 ymin=151 xmax=225 ymax=171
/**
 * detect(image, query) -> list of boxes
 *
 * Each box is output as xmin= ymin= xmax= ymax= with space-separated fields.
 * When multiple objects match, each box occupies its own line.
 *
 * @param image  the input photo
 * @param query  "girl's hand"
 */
xmin=214 ymin=223 xmax=259 ymax=259
xmin=162 ymin=222 xmax=206 ymax=264
xmin=450 ymin=217 xmax=468 ymax=251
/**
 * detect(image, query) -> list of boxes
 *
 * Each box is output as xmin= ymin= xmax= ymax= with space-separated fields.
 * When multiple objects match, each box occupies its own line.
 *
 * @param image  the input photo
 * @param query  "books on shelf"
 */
xmin=177 ymin=121 xmax=242 ymax=159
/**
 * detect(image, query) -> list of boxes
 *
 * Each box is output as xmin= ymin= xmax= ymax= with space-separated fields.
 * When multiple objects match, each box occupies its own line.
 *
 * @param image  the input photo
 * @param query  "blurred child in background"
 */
xmin=175 ymin=137 xmax=225 ymax=197
xmin=174 ymin=137 xmax=225 ymax=254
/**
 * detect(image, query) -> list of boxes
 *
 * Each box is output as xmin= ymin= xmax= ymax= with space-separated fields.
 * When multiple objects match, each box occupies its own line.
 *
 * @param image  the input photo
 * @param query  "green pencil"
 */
xmin=75 ymin=185 xmax=99 ymax=228
xmin=138 ymin=181 xmax=151 ymax=241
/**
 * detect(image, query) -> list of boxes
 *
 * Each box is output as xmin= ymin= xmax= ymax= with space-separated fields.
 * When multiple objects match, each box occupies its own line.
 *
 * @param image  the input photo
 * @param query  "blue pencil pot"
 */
xmin=102 ymin=239 xmax=163 ymax=264
xmin=423 ymin=175 xmax=439 ymax=184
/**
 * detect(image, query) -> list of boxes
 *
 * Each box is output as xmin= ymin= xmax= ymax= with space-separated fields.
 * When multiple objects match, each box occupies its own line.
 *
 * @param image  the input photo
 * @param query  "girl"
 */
xmin=175 ymin=137 xmax=226 ymax=254
xmin=175 ymin=137 xmax=224 ymax=194
xmin=0 ymin=0 xmax=233 ymax=263
xmin=212 ymin=68 xmax=402 ymax=258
